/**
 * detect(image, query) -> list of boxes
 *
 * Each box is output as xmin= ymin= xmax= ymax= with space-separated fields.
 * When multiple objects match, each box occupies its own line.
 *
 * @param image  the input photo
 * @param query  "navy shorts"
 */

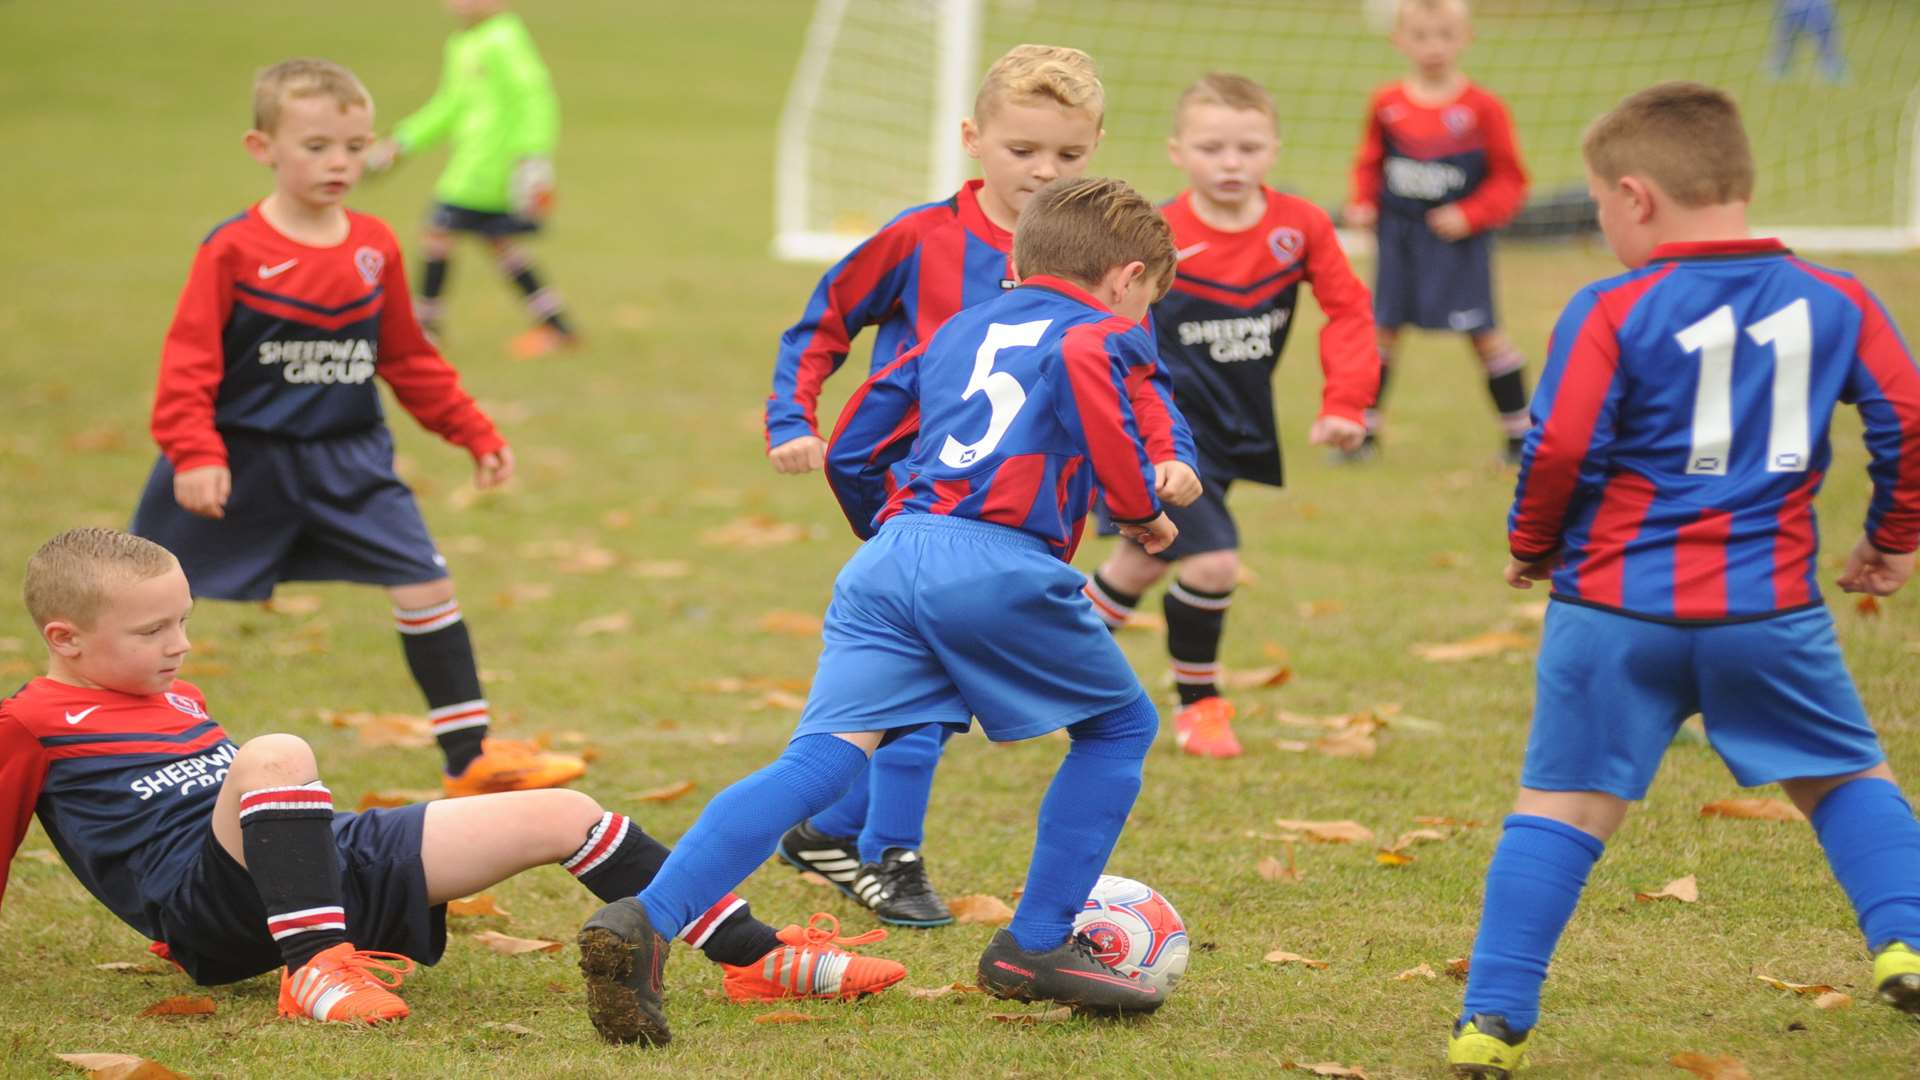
xmin=131 ymin=427 xmax=449 ymax=601
xmin=1374 ymin=212 xmax=1497 ymax=333
xmin=428 ymin=201 xmax=540 ymax=238
xmin=1522 ymin=601 xmax=1884 ymax=800
xmin=1097 ymin=464 xmax=1238 ymax=561
xmin=795 ymin=514 xmax=1147 ymax=744
xmin=155 ymin=804 xmax=446 ymax=985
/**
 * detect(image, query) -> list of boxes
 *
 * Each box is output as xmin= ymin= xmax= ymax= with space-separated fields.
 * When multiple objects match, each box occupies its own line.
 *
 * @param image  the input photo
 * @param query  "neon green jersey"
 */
xmin=392 ymin=12 xmax=558 ymax=213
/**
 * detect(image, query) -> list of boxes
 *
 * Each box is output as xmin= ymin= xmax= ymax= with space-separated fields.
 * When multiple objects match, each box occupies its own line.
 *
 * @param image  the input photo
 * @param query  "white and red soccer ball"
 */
xmin=1072 ymin=874 xmax=1190 ymax=994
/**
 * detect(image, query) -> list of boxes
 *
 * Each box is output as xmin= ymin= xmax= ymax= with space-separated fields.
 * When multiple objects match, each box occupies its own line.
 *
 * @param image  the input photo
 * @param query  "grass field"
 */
xmin=3 ymin=2 xmax=1920 ymax=1077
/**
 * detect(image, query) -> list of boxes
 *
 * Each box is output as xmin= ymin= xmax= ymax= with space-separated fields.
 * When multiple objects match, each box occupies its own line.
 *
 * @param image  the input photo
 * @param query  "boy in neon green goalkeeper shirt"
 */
xmin=371 ymin=0 xmax=577 ymax=358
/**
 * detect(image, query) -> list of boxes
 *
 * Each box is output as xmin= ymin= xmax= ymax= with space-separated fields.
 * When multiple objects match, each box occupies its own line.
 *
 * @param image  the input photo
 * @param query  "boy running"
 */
xmin=0 ymin=529 xmax=905 ymax=1023
xmin=581 ymin=177 xmax=1185 ymax=1046
xmin=1085 ymin=74 xmax=1377 ymax=758
xmin=1448 ymin=82 xmax=1920 ymax=1075
xmin=130 ymin=59 xmax=583 ymax=796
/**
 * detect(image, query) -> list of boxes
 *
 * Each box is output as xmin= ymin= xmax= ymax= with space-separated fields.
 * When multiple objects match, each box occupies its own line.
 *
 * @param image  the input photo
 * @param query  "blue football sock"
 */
xmin=808 ymin=760 xmax=870 ymax=839
xmin=1810 ymin=777 xmax=1920 ymax=952
xmin=1007 ymin=694 xmax=1158 ymax=953
xmin=636 ymin=733 xmax=868 ymax=938
xmin=859 ymin=724 xmax=952 ymax=862
xmin=1461 ymin=814 xmax=1605 ymax=1033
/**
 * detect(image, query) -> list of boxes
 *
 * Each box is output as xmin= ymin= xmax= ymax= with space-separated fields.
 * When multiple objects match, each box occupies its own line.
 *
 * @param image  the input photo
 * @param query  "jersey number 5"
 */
xmin=1675 ymin=298 xmax=1811 ymax=476
xmin=939 ymin=318 xmax=1052 ymax=468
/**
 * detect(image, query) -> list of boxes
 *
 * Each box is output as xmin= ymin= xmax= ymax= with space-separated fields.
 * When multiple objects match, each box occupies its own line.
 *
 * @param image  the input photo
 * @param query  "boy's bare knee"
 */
xmin=389 ymin=578 xmax=456 ymax=609
xmin=1781 ymin=762 xmax=1898 ymax=818
xmin=1178 ymin=550 xmax=1238 ymax=593
xmin=1099 ymin=543 xmax=1168 ymax=594
xmin=232 ymin=733 xmax=318 ymax=785
xmin=1513 ymin=787 xmax=1628 ymax=841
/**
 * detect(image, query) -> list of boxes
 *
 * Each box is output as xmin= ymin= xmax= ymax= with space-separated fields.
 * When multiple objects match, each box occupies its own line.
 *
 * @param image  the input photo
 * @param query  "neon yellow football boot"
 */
xmin=1448 ymin=1013 xmax=1529 ymax=1078
xmin=1874 ymin=941 xmax=1920 ymax=1014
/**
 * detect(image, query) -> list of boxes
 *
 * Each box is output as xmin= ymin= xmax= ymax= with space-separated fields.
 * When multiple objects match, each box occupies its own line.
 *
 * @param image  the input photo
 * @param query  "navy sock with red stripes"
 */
xmin=239 ymin=781 xmax=348 ymax=971
xmin=1165 ymin=579 xmax=1232 ymax=706
xmin=394 ymin=600 xmax=489 ymax=776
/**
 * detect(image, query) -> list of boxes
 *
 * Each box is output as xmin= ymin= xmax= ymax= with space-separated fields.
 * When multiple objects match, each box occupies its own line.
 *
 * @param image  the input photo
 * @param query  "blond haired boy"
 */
xmin=1084 ymin=73 xmax=1377 ymax=758
xmin=765 ymin=44 xmax=1198 ymax=930
xmin=0 ymin=529 xmax=905 ymax=1024
xmin=129 ymin=59 xmax=582 ymax=796
xmin=581 ymin=177 xmax=1184 ymax=1046
xmin=1448 ymin=82 xmax=1920 ymax=1075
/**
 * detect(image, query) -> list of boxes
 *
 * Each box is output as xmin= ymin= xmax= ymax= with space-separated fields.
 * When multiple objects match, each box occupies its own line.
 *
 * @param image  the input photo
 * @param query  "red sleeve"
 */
xmin=0 ymin=711 xmax=50 ymax=915
xmin=1124 ymin=346 xmax=1179 ymax=464
xmin=1060 ymin=323 xmax=1160 ymax=524
xmin=151 ymin=240 xmax=235 ymax=471
xmin=373 ymin=229 xmax=506 ymax=459
xmin=1301 ymin=207 xmax=1380 ymax=423
xmin=1347 ymin=90 xmax=1387 ymax=212
xmin=1455 ymin=92 xmax=1528 ymax=233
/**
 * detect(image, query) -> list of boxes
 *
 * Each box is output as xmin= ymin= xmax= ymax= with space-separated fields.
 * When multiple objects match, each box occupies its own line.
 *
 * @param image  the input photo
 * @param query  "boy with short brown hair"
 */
xmin=1447 ymin=81 xmax=1920 ymax=1075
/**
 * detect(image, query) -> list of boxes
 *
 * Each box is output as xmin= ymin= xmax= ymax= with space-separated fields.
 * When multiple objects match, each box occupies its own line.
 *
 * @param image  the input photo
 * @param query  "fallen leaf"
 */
xmin=1257 ymin=848 xmax=1303 ymax=883
xmin=93 ymin=962 xmax=164 ymax=975
xmin=1509 ymin=600 xmax=1549 ymax=623
xmin=905 ymin=982 xmax=987 ymax=1000
xmin=796 ymin=871 xmax=834 ymax=887
xmin=18 ymin=849 xmax=62 ymax=865
xmin=1395 ymin=964 xmax=1437 ymax=980
xmin=1274 ymin=819 xmax=1374 ymax=845
xmin=601 ymin=509 xmax=634 ymax=530
xmin=357 ymin=792 xmax=413 ymax=811
xmin=1813 ymin=990 xmax=1853 ymax=1009
xmin=701 ymin=515 xmax=808 ymax=549
xmin=64 ymin=426 xmax=128 ymax=453
xmin=1411 ymin=630 xmax=1531 ymax=662
xmin=949 ymin=894 xmax=1016 ymax=925
xmin=54 ymin=1055 xmax=186 ymax=1080
xmin=628 ymin=560 xmax=692 ymax=580
xmin=498 ymin=582 xmax=555 ymax=607
xmin=750 ymin=690 xmax=806 ymax=711
xmin=1263 ymin=949 xmax=1329 ymax=969
xmin=138 ymin=995 xmax=215 ymax=1017
xmin=758 ymin=610 xmax=823 ymax=637
xmin=1446 ymin=957 xmax=1470 ymax=979
xmin=449 ymin=893 xmax=512 ymax=918
xmin=1756 ymin=974 xmax=1839 ymax=996
xmin=353 ymin=713 xmax=434 ymax=749
xmin=1296 ymin=600 xmax=1345 ymax=619
xmin=1636 ymin=875 xmax=1699 ymax=904
xmin=753 ymin=1010 xmax=827 ymax=1024
xmin=1430 ymin=551 xmax=1467 ymax=568
xmin=1387 ymin=828 xmax=1448 ymax=851
xmin=1375 ymin=850 xmax=1415 ymax=867
xmin=1317 ymin=725 xmax=1377 ymax=759
xmin=472 ymin=931 xmax=563 ymax=955
xmin=1414 ymin=816 xmax=1482 ymax=828
xmin=1700 ymin=798 xmax=1805 ymax=823
xmin=264 ymin=594 xmax=324 ymax=616
xmin=1123 ymin=611 xmax=1166 ymax=632
xmin=1283 ymin=1063 xmax=1370 ymax=1079
xmin=573 ymin=611 xmax=633 ymax=637
xmin=989 ymin=1006 xmax=1074 ymax=1023
xmin=1274 ymin=740 xmax=1313 ymax=753
xmin=483 ymin=1021 xmax=539 ymax=1036
xmin=1224 ymin=665 xmax=1294 ymax=690
xmin=1669 ymin=1051 xmax=1753 ymax=1080
xmin=1856 ymin=595 xmax=1881 ymax=617
xmin=634 ymin=780 xmax=696 ymax=803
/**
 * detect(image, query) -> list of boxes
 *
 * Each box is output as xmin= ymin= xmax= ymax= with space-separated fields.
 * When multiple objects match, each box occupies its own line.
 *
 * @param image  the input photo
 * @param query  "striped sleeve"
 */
xmin=0 ymin=711 xmax=50 ymax=914
xmin=1839 ymin=283 xmax=1920 ymax=553
xmin=1123 ymin=343 xmax=1195 ymax=467
xmin=825 ymin=340 xmax=926 ymax=538
xmin=1059 ymin=322 xmax=1161 ymax=524
xmin=1507 ymin=286 xmax=1628 ymax=560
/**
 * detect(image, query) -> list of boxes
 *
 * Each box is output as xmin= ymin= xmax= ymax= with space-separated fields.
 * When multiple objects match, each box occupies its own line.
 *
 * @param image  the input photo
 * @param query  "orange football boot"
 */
xmin=722 ymin=913 xmax=907 ymax=1002
xmin=1174 ymin=697 xmax=1242 ymax=758
xmin=443 ymin=737 xmax=588 ymax=797
xmin=277 ymin=943 xmax=414 ymax=1024
xmin=507 ymin=325 xmax=580 ymax=360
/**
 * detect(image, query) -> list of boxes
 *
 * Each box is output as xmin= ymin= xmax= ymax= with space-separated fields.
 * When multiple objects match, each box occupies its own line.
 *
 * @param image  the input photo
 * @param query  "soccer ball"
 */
xmin=1072 ymin=874 xmax=1190 ymax=994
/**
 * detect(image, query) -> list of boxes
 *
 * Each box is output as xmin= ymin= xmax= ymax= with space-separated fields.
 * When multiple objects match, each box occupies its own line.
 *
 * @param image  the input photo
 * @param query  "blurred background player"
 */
xmin=578 ymin=178 xmax=1184 ymax=1047
xmin=1449 ymin=83 xmax=1920 ymax=1076
xmin=765 ymin=44 xmax=1198 ymax=929
xmin=368 ymin=0 xmax=576 ymax=359
xmin=129 ymin=59 xmax=583 ymax=796
xmin=0 ymin=528 xmax=904 ymax=1026
xmin=1344 ymin=0 xmax=1531 ymax=464
xmin=1770 ymin=0 xmax=1847 ymax=83
xmin=1084 ymin=74 xmax=1377 ymax=759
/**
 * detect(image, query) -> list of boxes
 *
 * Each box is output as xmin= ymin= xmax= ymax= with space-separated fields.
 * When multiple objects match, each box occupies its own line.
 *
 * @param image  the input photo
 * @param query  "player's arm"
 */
xmin=495 ymin=23 xmax=559 ymax=155
xmin=389 ymin=36 xmax=464 ymax=156
xmin=1506 ymin=289 xmax=1624 ymax=572
xmin=767 ymin=223 xmax=921 ymax=458
xmin=1452 ymin=94 xmax=1529 ymax=234
xmin=824 ymin=342 xmax=926 ymax=538
xmin=1059 ymin=323 xmax=1167 ymax=529
xmin=1343 ymin=92 xmax=1386 ymax=226
xmin=1838 ymin=285 xmax=1920 ymax=595
xmin=0 ymin=713 xmax=52 ymax=914
xmin=153 ymin=240 xmax=238 ymax=517
xmin=1121 ymin=314 xmax=1200 ymax=504
xmin=1301 ymin=206 xmax=1378 ymax=451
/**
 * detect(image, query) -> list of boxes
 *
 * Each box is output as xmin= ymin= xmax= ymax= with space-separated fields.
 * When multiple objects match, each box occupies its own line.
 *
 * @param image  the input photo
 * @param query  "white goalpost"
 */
xmin=774 ymin=0 xmax=1920 ymax=262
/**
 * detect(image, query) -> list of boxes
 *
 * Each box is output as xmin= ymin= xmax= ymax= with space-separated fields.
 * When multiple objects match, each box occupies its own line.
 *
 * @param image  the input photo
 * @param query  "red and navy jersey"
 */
xmin=826 ymin=276 xmax=1172 ymax=561
xmin=0 ymin=678 xmax=235 ymax=938
xmin=1349 ymin=81 xmax=1527 ymax=231
xmin=765 ymin=181 xmax=1193 ymax=466
xmin=1511 ymin=239 xmax=1920 ymax=623
xmin=1153 ymin=188 xmax=1378 ymax=485
xmin=152 ymin=205 xmax=504 ymax=471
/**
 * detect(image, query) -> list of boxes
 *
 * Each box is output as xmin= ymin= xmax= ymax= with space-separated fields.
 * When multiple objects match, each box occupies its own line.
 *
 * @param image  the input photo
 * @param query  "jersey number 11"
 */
xmin=1676 ymin=298 xmax=1811 ymax=476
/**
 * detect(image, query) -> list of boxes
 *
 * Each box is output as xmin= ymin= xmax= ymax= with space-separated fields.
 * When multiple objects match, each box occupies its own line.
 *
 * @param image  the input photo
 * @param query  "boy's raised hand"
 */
xmin=173 ymin=465 xmax=232 ymax=519
xmin=769 ymin=434 xmax=827 ymax=475
xmin=1427 ymin=204 xmax=1471 ymax=241
xmin=1154 ymin=460 xmax=1202 ymax=507
xmin=1118 ymin=513 xmax=1179 ymax=555
xmin=1837 ymin=535 xmax=1915 ymax=597
xmin=364 ymin=138 xmax=400 ymax=174
xmin=1309 ymin=415 xmax=1368 ymax=452
xmin=474 ymin=446 xmax=516 ymax=489
xmin=1504 ymin=554 xmax=1556 ymax=590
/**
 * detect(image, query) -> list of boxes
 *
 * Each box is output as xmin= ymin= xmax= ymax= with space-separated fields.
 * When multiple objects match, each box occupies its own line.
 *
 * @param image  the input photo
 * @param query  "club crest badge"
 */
xmin=166 ymin=692 xmax=209 ymax=720
xmin=355 ymin=246 xmax=385 ymax=286
xmin=1267 ymin=226 xmax=1305 ymax=268
xmin=1443 ymin=105 xmax=1476 ymax=136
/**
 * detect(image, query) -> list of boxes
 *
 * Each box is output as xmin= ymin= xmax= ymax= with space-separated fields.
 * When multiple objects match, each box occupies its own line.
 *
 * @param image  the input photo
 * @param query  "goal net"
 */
xmin=774 ymin=0 xmax=1920 ymax=260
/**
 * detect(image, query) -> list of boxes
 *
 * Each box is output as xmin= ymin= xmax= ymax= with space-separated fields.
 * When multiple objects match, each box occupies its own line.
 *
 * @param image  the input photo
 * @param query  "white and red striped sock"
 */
xmin=239 ymin=781 xmax=347 ymax=969
xmin=394 ymin=600 xmax=489 ymax=775
xmin=561 ymin=812 xmax=778 ymax=966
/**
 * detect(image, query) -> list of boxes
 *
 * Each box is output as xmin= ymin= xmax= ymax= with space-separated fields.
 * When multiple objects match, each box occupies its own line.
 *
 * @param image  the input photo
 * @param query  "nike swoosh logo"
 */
xmin=258 ymin=259 xmax=299 ymax=279
xmin=1175 ymin=242 xmax=1210 ymax=262
xmin=64 ymin=705 xmax=102 ymax=726
xmin=1059 ymin=968 xmax=1159 ymax=993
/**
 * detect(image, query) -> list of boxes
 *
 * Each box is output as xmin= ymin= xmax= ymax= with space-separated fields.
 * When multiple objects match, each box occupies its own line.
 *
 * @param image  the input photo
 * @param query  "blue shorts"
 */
xmin=796 ymin=514 xmax=1147 ymax=743
xmin=429 ymin=201 xmax=540 ymax=238
xmin=156 ymin=804 xmax=446 ymax=985
xmin=1523 ymin=601 xmax=1884 ymax=800
xmin=1374 ymin=212 xmax=1497 ymax=333
xmin=131 ymin=427 xmax=448 ymax=601
xmin=1096 ymin=460 xmax=1238 ymax=561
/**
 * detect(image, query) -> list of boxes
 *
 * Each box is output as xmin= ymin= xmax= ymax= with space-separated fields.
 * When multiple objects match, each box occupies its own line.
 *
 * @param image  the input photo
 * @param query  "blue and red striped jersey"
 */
xmin=765 ymin=180 xmax=1193 ymax=466
xmin=1153 ymin=188 xmax=1378 ymax=485
xmin=152 ymin=204 xmax=503 ymax=471
xmin=1511 ymin=239 xmax=1920 ymax=623
xmin=826 ymin=276 xmax=1174 ymax=561
xmin=1349 ymin=81 xmax=1527 ymax=233
xmin=0 ymin=678 xmax=236 ymax=937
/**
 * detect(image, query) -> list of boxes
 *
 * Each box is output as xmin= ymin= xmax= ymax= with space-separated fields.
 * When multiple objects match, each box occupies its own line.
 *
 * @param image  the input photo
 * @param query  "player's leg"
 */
xmin=488 ymin=235 xmax=578 ymax=359
xmin=1085 ymin=537 xmax=1169 ymax=631
xmin=210 ymin=734 xmax=411 ymax=1023
xmin=1807 ymin=0 xmax=1846 ymax=81
xmin=1347 ymin=325 xmax=1397 ymax=462
xmin=1157 ymin=482 xmax=1242 ymax=755
xmin=1471 ymin=328 xmax=1531 ymax=465
xmin=416 ymin=220 xmax=455 ymax=338
xmin=848 ymin=723 xmax=956 ymax=927
xmin=777 ymin=762 xmax=869 ymax=894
